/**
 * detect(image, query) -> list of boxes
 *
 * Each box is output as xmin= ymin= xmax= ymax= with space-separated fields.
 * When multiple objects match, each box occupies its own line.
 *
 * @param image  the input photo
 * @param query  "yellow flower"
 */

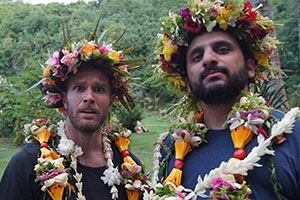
xmin=82 ymin=43 xmax=96 ymax=56
xmin=167 ymin=76 xmax=186 ymax=90
xmin=108 ymin=50 xmax=120 ymax=61
xmin=216 ymin=8 xmax=232 ymax=30
xmin=254 ymin=51 xmax=269 ymax=67
xmin=162 ymin=36 xmax=177 ymax=62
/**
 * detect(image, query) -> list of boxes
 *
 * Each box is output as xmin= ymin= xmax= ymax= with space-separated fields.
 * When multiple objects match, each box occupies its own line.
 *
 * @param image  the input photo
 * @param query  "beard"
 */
xmin=66 ymin=102 xmax=109 ymax=134
xmin=189 ymin=64 xmax=248 ymax=105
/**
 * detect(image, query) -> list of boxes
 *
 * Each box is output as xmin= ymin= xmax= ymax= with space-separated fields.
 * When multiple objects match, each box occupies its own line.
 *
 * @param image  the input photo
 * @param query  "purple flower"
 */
xmin=180 ymin=7 xmax=190 ymax=19
xmin=39 ymin=169 xmax=59 ymax=181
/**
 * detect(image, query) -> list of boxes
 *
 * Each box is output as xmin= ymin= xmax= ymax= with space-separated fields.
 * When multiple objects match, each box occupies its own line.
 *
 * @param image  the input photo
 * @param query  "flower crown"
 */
xmin=154 ymin=0 xmax=280 ymax=94
xmin=28 ymin=19 xmax=145 ymax=115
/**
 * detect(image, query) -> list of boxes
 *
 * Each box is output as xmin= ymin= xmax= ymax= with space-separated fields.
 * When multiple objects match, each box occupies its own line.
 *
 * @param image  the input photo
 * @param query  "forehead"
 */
xmin=68 ymin=69 xmax=110 ymax=86
xmin=187 ymin=31 xmax=240 ymax=53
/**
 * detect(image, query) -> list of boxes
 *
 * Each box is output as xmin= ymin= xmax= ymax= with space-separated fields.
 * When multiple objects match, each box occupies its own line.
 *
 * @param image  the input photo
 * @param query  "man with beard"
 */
xmin=0 ymin=23 xmax=146 ymax=200
xmin=149 ymin=0 xmax=300 ymax=199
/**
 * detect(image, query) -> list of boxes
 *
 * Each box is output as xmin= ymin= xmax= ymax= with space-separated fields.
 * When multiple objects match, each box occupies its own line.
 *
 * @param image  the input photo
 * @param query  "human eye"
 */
xmin=95 ymin=87 xmax=105 ymax=93
xmin=215 ymin=45 xmax=230 ymax=54
xmin=73 ymin=85 xmax=84 ymax=92
xmin=192 ymin=53 xmax=203 ymax=63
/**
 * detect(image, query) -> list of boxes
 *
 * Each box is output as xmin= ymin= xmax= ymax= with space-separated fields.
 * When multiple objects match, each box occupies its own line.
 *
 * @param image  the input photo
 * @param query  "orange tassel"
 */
xmin=115 ymin=137 xmax=130 ymax=152
xmin=126 ymin=190 xmax=140 ymax=200
xmin=174 ymin=141 xmax=191 ymax=160
xmin=231 ymin=126 xmax=253 ymax=149
xmin=47 ymin=184 xmax=65 ymax=200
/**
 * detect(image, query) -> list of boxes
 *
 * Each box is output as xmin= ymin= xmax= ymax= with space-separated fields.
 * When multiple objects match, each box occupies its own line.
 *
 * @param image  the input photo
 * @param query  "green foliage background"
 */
xmin=0 ymin=0 xmax=299 ymax=142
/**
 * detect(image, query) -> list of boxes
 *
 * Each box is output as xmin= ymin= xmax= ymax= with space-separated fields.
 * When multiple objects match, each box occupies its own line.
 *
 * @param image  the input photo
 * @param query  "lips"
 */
xmin=201 ymin=70 xmax=224 ymax=80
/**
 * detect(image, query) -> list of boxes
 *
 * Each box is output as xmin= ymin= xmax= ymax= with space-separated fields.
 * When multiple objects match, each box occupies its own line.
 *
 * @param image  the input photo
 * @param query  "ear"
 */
xmin=185 ymin=76 xmax=192 ymax=94
xmin=246 ymin=59 xmax=256 ymax=79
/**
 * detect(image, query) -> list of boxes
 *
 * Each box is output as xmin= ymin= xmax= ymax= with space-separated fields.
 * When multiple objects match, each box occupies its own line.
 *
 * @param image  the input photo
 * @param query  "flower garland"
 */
xmin=26 ymin=120 xmax=148 ymax=200
xmin=149 ymin=93 xmax=300 ymax=199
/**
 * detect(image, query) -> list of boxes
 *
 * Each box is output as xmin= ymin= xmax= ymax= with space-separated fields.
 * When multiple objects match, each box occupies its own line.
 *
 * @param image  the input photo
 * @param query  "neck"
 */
xmin=201 ymin=96 xmax=239 ymax=130
xmin=64 ymin=119 xmax=109 ymax=167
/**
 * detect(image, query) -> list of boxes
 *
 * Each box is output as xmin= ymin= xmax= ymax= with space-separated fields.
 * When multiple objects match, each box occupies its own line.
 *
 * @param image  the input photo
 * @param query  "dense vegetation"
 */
xmin=0 ymin=0 xmax=299 ymax=142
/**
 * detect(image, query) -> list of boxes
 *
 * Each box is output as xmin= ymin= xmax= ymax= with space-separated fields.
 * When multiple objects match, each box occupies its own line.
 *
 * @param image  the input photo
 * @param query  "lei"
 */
xmin=25 ymin=120 xmax=149 ymax=200
xmin=148 ymin=93 xmax=300 ymax=199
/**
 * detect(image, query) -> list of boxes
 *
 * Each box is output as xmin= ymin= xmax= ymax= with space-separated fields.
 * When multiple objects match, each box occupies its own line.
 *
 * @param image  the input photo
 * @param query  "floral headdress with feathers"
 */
xmin=27 ymin=17 xmax=145 ymax=116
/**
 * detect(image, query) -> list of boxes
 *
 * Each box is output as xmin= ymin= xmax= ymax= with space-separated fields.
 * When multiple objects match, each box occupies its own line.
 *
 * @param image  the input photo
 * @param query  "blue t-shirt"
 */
xmin=162 ymin=112 xmax=300 ymax=200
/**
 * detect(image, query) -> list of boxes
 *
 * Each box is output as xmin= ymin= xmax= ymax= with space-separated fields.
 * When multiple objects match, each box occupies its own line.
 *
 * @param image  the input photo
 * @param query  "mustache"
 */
xmin=199 ymin=65 xmax=229 ymax=81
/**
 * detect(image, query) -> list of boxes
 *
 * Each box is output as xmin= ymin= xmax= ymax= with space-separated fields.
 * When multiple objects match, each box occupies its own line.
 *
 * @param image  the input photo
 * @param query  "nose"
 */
xmin=83 ymin=87 xmax=95 ymax=104
xmin=202 ymin=48 xmax=218 ymax=68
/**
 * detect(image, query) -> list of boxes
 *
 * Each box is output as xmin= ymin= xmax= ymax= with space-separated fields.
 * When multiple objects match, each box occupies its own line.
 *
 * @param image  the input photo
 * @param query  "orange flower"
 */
xmin=163 ymin=168 xmax=182 ymax=187
xmin=126 ymin=189 xmax=140 ymax=200
xmin=174 ymin=141 xmax=191 ymax=160
xmin=115 ymin=137 xmax=130 ymax=152
xmin=82 ymin=43 xmax=96 ymax=56
xmin=47 ymin=184 xmax=65 ymax=200
xmin=43 ymin=68 xmax=51 ymax=77
xmin=231 ymin=126 xmax=253 ymax=149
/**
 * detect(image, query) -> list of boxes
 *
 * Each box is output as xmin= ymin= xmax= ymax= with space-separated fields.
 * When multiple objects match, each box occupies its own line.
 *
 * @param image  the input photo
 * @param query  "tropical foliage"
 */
xmin=0 ymin=0 xmax=299 ymax=142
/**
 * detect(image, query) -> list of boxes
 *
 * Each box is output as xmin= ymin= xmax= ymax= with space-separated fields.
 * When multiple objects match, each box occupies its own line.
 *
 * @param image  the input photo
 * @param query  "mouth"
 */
xmin=80 ymin=109 xmax=97 ymax=115
xmin=202 ymin=70 xmax=225 ymax=80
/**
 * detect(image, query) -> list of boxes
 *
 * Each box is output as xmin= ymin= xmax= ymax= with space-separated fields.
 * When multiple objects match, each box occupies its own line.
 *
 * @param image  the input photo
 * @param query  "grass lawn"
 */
xmin=0 ymin=137 xmax=21 ymax=178
xmin=129 ymin=116 xmax=170 ymax=173
xmin=0 ymin=115 xmax=170 ymax=179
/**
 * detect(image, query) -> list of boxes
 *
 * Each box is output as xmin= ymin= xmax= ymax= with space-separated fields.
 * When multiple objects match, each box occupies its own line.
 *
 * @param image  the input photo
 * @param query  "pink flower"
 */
xmin=99 ymin=43 xmax=112 ymax=53
xmin=60 ymin=50 xmax=79 ymax=67
xmin=46 ymin=51 xmax=60 ymax=67
xmin=44 ymin=94 xmax=62 ymax=105
xmin=176 ymin=191 xmax=186 ymax=198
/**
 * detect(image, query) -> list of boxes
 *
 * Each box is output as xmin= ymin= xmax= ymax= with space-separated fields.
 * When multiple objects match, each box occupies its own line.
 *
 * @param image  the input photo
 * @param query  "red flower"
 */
xmin=184 ymin=15 xmax=201 ymax=33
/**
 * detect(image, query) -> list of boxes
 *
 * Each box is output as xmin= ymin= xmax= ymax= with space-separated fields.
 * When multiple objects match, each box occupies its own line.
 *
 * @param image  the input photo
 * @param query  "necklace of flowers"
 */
xmin=149 ymin=93 xmax=300 ymax=199
xmin=29 ymin=120 xmax=121 ymax=200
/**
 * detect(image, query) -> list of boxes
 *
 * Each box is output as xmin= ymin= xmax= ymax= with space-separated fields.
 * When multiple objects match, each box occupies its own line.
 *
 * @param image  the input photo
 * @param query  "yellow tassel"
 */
xmin=231 ymin=126 xmax=253 ymax=149
xmin=41 ymin=148 xmax=60 ymax=160
xmin=163 ymin=168 xmax=182 ymax=187
xmin=115 ymin=137 xmax=130 ymax=152
xmin=174 ymin=141 xmax=191 ymax=160
xmin=123 ymin=156 xmax=137 ymax=165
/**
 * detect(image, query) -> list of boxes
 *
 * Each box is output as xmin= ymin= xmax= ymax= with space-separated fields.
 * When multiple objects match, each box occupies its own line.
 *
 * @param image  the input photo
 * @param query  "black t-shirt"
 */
xmin=0 ymin=139 xmax=139 ymax=200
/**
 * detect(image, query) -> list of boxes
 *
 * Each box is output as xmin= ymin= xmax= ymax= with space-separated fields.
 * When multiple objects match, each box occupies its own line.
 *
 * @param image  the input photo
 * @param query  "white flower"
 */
xmin=58 ymin=137 xmax=75 ymax=156
xmin=229 ymin=112 xmax=244 ymax=130
xmin=74 ymin=145 xmax=84 ymax=157
xmin=101 ymin=167 xmax=122 ymax=186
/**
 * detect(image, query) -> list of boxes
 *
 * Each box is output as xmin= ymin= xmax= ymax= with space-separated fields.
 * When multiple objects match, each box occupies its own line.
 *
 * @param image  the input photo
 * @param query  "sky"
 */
xmin=21 ymin=0 xmax=94 ymax=4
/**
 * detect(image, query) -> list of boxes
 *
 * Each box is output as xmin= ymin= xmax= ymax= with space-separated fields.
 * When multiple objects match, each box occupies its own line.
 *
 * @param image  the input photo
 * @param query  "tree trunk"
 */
xmin=250 ymin=0 xmax=288 ymax=111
